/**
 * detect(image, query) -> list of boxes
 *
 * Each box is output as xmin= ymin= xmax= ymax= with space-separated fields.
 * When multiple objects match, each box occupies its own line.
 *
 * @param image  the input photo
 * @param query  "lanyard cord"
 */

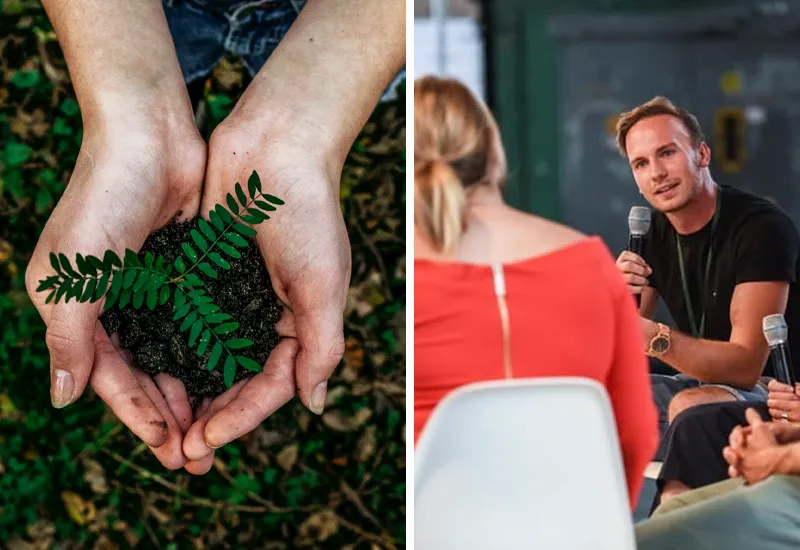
xmin=676 ymin=188 xmax=722 ymax=338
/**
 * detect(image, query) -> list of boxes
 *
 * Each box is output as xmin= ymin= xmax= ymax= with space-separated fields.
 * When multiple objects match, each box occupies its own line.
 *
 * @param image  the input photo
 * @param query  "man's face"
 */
xmin=625 ymin=114 xmax=708 ymax=213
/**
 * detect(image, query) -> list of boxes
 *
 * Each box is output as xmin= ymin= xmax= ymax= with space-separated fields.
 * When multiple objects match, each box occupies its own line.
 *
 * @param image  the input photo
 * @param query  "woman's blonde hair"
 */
xmin=415 ymin=76 xmax=507 ymax=253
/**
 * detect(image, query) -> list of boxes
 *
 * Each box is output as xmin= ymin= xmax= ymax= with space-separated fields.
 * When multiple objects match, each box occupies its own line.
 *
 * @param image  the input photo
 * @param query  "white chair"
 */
xmin=415 ymin=378 xmax=636 ymax=550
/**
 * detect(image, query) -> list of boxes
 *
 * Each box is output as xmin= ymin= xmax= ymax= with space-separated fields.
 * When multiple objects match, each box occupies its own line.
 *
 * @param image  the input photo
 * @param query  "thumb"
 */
xmin=294 ymin=301 xmax=345 ymax=415
xmin=44 ymin=299 xmax=98 ymax=408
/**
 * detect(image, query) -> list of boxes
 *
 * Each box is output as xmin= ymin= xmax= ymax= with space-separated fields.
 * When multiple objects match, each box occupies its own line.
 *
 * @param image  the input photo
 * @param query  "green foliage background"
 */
xmin=0 ymin=2 xmax=406 ymax=548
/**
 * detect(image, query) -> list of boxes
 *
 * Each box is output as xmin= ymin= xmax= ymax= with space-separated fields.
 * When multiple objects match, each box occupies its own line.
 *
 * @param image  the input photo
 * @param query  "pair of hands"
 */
xmin=25 ymin=104 xmax=350 ymax=474
xmin=723 ymin=381 xmax=800 ymax=485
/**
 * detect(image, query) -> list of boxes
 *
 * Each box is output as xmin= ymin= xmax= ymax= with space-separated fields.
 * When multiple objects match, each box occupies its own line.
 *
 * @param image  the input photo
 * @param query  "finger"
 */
xmin=89 ymin=325 xmax=168 ymax=447
xmin=275 ymin=308 xmax=297 ymax=338
xmin=203 ymin=339 xmax=299 ymax=449
xmin=769 ymin=408 xmax=792 ymax=422
xmin=768 ymin=397 xmax=800 ymax=410
xmin=617 ymin=251 xmax=650 ymax=268
xmin=729 ymin=425 xmax=745 ymax=448
xmin=728 ymin=464 xmax=740 ymax=478
xmin=183 ymin=382 xmax=249 ymax=460
xmin=132 ymin=369 xmax=188 ymax=471
xmin=768 ymin=379 xmax=795 ymax=393
xmin=625 ymin=274 xmax=649 ymax=287
xmin=620 ymin=260 xmax=652 ymax=277
xmin=154 ymin=374 xmax=193 ymax=434
xmin=723 ymin=446 xmax=740 ymax=468
xmin=43 ymin=297 xmax=100 ymax=409
xmin=184 ymin=452 xmax=215 ymax=476
xmin=746 ymin=408 xmax=765 ymax=428
xmin=292 ymin=293 xmax=345 ymax=414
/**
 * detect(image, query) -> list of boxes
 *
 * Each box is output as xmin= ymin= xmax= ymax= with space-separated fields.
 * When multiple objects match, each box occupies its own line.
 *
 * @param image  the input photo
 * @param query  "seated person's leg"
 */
xmin=636 ymin=475 xmax=800 ymax=550
xmin=667 ymin=387 xmax=739 ymax=424
xmin=658 ymin=401 xmax=770 ymax=502
xmin=650 ymin=374 xmax=698 ymax=440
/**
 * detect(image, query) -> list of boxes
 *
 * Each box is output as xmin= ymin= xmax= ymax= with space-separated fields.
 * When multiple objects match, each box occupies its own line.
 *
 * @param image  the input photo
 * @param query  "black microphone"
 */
xmin=763 ymin=313 xmax=796 ymax=389
xmin=628 ymin=206 xmax=651 ymax=308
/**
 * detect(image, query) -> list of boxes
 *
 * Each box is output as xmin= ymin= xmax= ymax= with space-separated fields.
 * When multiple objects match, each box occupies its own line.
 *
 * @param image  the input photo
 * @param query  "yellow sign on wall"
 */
xmin=714 ymin=106 xmax=746 ymax=174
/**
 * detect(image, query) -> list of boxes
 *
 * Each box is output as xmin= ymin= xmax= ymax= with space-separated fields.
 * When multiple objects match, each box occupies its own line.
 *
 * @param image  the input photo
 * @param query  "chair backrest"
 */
xmin=414 ymin=377 xmax=636 ymax=550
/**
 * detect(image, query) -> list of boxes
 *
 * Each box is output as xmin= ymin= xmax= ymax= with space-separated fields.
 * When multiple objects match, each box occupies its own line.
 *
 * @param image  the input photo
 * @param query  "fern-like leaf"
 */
xmin=235 ymin=183 xmax=247 ymax=207
xmin=236 ymin=356 xmax=262 ymax=372
xmin=208 ymin=342 xmax=223 ymax=370
xmin=198 ymin=219 xmax=216 ymax=241
xmin=197 ymin=330 xmax=211 ymax=356
xmin=188 ymin=320 xmax=203 ymax=346
xmin=226 ymin=193 xmax=239 ymax=215
xmin=208 ymin=252 xmax=230 ymax=270
xmin=190 ymin=230 xmax=208 ymax=252
xmin=226 ymin=338 xmax=254 ymax=350
xmin=223 ymin=355 xmax=236 ymax=387
xmin=247 ymin=170 xmax=262 ymax=198
xmin=261 ymin=194 xmax=285 ymax=206
xmin=232 ymin=223 xmax=257 ymax=238
xmin=104 ymin=250 xmax=122 ymax=269
xmin=198 ymin=263 xmax=218 ymax=279
xmin=217 ymin=242 xmax=241 ymax=259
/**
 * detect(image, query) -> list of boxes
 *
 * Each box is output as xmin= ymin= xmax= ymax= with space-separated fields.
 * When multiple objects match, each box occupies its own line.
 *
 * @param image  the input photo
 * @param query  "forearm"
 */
xmin=42 ymin=0 xmax=192 ymax=130
xmin=657 ymin=329 xmax=765 ymax=387
xmin=231 ymin=0 xmax=406 ymax=164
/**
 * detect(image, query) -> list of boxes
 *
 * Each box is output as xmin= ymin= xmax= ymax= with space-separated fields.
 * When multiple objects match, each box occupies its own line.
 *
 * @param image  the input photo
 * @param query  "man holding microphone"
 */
xmin=613 ymin=96 xmax=800 ymax=450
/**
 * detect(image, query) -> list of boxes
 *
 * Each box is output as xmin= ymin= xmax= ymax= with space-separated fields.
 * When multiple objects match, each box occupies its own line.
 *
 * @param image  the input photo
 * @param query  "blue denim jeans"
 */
xmin=163 ymin=0 xmax=404 ymax=101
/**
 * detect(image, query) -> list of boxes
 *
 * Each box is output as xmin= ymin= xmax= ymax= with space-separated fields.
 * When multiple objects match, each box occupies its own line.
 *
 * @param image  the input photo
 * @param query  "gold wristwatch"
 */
xmin=647 ymin=323 xmax=672 ymax=357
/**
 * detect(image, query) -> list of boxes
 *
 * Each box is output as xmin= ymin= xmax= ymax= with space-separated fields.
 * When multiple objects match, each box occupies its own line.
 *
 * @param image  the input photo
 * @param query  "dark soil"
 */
xmin=99 ymin=217 xmax=281 ymax=402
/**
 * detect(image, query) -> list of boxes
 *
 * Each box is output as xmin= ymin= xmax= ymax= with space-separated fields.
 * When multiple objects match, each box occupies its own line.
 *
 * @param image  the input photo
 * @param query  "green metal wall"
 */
xmin=483 ymin=0 xmax=752 ymax=220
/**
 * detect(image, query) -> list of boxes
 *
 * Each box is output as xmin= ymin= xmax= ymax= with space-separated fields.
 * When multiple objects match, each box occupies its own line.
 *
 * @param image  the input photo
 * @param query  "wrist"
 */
xmin=775 ymin=443 xmax=799 ymax=475
xmin=229 ymin=86 xmax=351 ymax=166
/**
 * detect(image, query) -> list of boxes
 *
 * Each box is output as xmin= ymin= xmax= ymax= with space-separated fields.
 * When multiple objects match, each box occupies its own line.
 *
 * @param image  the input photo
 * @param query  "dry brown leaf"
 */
xmin=91 ymin=535 xmax=118 ymax=550
xmin=322 ymin=408 xmax=373 ymax=432
xmin=212 ymin=58 xmax=243 ymax=90
xmin=61 ymin=491 xmax=96 ymax=525
xmin=340 ymin=364 xmax=360 ymax=384
xmin=296 ymin=410 xmax=311 ymax=433
xmin=354 ymin=425 xmax=378 ymax=463
xmin=325 ymin=385 xmax=349 ymax=408
xmin=82 ymin=458 xmax=108 ymax=495
xmin=6 ymin=537 xmax=34 ymax=550
xmin=0 ymin=238 xmax=12 ymax=263
xmin=295 ymin=510 xmax=339 ymax=546
xmin=147 ymin=504 xmax=171 ymax=524
xmin=23 ymin=448 xmax=38 ymax=461
xmin=332 ymin=456 xmax=348 ymax=467
xmin=276 ymin=443 xmax=298 ymax=472
xmin=25 ymin=520 xmax=55 ymax=544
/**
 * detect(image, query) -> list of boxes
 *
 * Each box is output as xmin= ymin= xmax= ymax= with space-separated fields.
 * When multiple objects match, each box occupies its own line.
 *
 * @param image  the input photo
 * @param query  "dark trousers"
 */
xmin=657 ymin=401 xmax=771 ymax=492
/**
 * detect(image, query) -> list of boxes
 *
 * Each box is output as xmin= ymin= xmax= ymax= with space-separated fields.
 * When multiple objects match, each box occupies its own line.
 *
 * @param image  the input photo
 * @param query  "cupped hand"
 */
xmin=25 ymin=121 xmax=207 ymax=470
xmin=180 ymin=119 xmax=350 ymax=469
xmin=767 ymin=379 xmax=800 ymax=423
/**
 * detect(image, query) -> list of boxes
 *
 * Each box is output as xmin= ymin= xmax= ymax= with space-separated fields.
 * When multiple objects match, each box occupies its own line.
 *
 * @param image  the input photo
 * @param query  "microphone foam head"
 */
xmin=763 ymin=313 xmax=788 ymax=346
xmin=628 ymin=206 xmax=651 ymax=236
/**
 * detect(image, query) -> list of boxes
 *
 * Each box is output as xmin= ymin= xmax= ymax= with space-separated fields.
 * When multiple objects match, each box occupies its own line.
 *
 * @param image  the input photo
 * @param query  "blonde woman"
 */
xmin=413 ymin=76 xmax=659 ymax=507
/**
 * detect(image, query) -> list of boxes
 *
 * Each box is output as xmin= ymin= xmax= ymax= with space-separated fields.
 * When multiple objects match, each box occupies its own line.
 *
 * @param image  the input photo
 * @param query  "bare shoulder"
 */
xmin=509 ymin=208 xmax=588 ymax=255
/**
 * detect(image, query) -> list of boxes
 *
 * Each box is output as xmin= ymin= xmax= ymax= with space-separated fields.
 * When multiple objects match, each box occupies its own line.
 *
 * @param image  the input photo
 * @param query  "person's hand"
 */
xmin=25 ymin=111 xmax=207 ymax=470
xmin=723 ymin=408 xmax=790 ymax=484
xmin=767 ymin=379 xmax=800 ymax=423
xmin=180 ymin=117 xmax=350 ymax=471
xmin=616 ymin=251 xmax=652 ymax=296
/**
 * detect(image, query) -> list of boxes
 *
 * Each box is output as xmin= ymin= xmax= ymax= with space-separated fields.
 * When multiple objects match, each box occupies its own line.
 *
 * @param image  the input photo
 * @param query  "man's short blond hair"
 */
xmin=615 ymin=96 xmax=705 ymax=158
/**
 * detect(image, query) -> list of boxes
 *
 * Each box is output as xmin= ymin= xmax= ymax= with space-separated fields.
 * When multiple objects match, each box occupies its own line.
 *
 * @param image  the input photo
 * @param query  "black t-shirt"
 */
xmin=642 ymin=184 xmax=800 ymax=379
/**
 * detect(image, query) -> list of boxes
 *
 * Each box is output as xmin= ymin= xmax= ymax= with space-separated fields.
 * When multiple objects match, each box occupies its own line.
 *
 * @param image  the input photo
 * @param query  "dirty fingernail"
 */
xmin=309 ymin=381 xmax=327 ymax=415
xmin=51 ymin=369 xmax=75 ymax=409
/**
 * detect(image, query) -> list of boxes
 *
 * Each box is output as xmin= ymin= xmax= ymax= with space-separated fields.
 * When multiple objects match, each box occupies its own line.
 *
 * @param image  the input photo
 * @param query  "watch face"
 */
xmin=652 ymin=336 xmax=670 ymax=354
